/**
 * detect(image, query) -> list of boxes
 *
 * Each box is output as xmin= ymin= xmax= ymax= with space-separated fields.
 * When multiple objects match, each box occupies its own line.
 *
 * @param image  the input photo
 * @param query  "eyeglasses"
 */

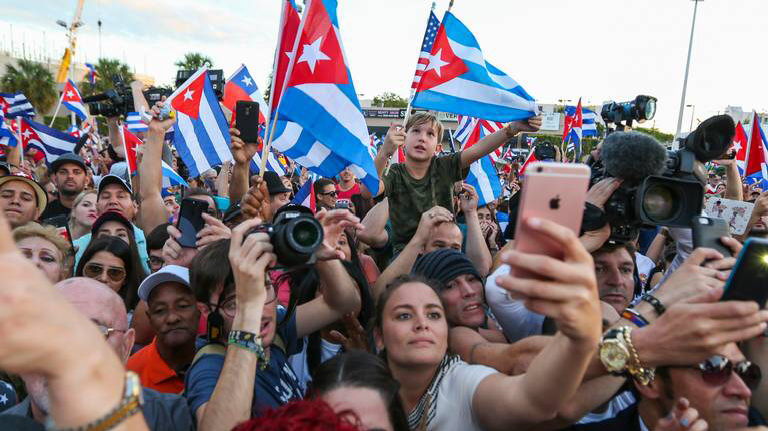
xmin=148 ymin=255 xmax=165 ymax=270
xmin=318 ymin=190 xmax=337 ymax=198
xmin=83 ymin=262 xmax=126 ymax=283
xmin=679 ymin=355 xmax=762 ymax=390
xmin=212 ymin=282 xmax=277 ymax=318
xmin=94 ymin=323 xmax=127 ymax=339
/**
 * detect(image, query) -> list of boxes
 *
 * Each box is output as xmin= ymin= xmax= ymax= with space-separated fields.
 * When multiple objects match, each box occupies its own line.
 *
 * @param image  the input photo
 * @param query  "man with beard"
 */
xmin=40 ymin=153 xmax=88 ymax=221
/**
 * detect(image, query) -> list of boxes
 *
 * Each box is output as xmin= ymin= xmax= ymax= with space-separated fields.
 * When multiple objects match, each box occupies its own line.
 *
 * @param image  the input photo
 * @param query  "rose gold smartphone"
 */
xmin=512 ymin=162 xmax=590 ymax=277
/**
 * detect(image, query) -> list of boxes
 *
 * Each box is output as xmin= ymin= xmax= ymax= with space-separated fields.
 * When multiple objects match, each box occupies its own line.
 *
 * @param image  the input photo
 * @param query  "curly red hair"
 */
xmin=231 ymin=399 xmax=362 ymax=431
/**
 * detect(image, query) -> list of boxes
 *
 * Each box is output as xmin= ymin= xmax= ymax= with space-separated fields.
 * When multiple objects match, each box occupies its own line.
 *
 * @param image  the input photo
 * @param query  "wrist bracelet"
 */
xmin=621 ymin=308 xmax=649 ymax=328
xmin=640 ymin=293 xmax=666 ymax=316
xmin=624 ymin=327 xmax=655 ymax=385
xmin=228 ymin=330 xmax=268 ymax=370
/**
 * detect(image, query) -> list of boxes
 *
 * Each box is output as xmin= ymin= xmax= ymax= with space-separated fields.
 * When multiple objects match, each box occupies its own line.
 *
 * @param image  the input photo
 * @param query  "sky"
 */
xmin=2 ymin=0 xmax=767 ymax=134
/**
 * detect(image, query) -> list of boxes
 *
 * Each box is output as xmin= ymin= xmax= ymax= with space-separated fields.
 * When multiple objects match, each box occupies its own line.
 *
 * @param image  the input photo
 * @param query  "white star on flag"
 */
xmin=66 ymin=91 xmax=74 ymax=98
xmin=0 ymin=393 xmax=7 ymax=405
xmin=241 ymin=76 xmax=253 ymax=87
xmin=22 ymin=129 xmax=31 ymax=139
xmin=733 ymin=142 xmax=742 ymax=153
xmin=297 ymin=36 xmax=330 ymax=73
xmin=425 ymin=49 xmax=449 ymax=77
xmin=183 ymin=88 xmax=195 ymax=101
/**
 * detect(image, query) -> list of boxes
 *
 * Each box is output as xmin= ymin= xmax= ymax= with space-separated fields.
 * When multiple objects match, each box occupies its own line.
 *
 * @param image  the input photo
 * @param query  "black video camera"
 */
xmin=83 ymin=74 xmax=172 ymax=118
xmin=533 ymin=141 xmax=557 ymax=161
xmin=601 ymin=95 xmax=657 ymax=132
xmin=590 ymin=114 xmax=735 ymax=242
xmin=247 ymin=205 xmax=324 ymax=268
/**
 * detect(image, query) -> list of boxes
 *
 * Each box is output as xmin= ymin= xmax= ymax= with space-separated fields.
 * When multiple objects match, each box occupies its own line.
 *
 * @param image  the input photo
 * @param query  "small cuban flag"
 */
xmin=61 ymin=79 xmax=89 ymax=121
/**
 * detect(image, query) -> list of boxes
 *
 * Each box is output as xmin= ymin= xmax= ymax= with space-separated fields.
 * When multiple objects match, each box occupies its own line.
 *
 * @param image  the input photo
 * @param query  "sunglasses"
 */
xmin=319 ymin=190 xmax=337 ymax=197
xmin=680 ymin=355 xmax=762 ymax=390
xmin=148 ymin=255 xmax=165 ymax=270
xmin=84 ymin=262 xmax=127 ymax=283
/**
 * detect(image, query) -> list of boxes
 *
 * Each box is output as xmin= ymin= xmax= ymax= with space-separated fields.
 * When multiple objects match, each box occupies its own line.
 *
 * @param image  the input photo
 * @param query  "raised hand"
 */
xmin=382 ymin=123 xmax=405 ymax=156
xmin=241 ymin=178 xmax=272 ymax=221
xmin=228 ymin=218 xmax=276 ymax=307
xmin=230 ymin=127 xmax=259 ymax=166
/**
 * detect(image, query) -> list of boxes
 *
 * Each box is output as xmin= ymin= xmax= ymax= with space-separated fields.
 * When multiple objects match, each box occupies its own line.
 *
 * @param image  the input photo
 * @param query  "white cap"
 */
xmin=138 ymin=265 xmax=190 ymax=302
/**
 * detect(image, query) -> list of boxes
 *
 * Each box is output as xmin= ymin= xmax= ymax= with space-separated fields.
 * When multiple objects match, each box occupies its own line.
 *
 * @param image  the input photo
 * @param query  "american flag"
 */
xmin=410 ymin=11 xmax=441 ymax=90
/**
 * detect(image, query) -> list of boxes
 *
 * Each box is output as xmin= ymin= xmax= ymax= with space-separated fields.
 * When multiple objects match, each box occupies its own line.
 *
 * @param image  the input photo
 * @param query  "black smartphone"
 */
xmin=721 ymin=238 xmax=768 ymax=307
xmin=692 ymin=216 xmax=732 ymax=258
xmin=177 ymin=198 xmax=209 ymax=248
xmin=235 ymin=100 xmax=261 ymax=143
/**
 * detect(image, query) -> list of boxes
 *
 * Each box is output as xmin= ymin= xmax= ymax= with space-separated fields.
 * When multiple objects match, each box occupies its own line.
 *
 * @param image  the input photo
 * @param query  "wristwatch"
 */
xmin=48 ymin=371 xmax=144 ymax=431
xmin=598 ymin=326 xmax=655 ymax=385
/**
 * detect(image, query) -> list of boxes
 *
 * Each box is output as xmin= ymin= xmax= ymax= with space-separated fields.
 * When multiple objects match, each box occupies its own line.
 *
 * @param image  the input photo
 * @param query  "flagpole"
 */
xmin=259 ymin=112 xmax=279 ymax=178
xmin=49 ymin=92 xmax=63 ymax=127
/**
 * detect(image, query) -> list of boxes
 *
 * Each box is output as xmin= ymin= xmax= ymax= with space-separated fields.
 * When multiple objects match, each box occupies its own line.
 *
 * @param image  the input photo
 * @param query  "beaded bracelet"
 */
xmin=641 ymin=293 xmax=666 ymax=316
xmin=228 ymin=330 xmax=268 ymax=370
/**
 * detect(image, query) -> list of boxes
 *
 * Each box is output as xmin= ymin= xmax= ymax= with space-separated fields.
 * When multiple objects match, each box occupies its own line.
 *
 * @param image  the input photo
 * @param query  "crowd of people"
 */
xmin=0 ymin=83 xmax=767 ymax=431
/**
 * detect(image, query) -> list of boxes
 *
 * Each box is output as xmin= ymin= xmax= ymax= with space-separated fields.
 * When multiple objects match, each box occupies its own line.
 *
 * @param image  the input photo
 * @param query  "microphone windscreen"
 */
xmin=601 ymin=131 xmax=667 ymax=182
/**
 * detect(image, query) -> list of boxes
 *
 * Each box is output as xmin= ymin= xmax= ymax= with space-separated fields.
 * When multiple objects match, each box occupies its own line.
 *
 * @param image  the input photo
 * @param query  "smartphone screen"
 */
xmin=721 ymin=238 xmax=768 ymax=307
xmin=235 ymin=100 xmax=261 ymax=143
xmin=177 ymin=198 xmax=209 ymax=248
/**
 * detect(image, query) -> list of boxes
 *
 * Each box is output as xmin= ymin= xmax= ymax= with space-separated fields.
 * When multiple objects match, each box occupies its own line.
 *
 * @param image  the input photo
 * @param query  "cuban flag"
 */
xmin=272 ymin=0 xmax=380 ymax=195
xmin=267 ymin=0 xmax=302 ymax=125
xmin=732 ymin=120 xmax=748 ymax=175
xmin=0 ymin=93 xmax=36 ymax=118
xmin=411 ymin=10 xmax=441 ymax=90
xmin=250 ymin=149 xmax=287 ymax=176
xmin=565 ymin=98 xmax=583 ymax=156
xmin=85 ymin=63 xmax=98 ymax=85
xmin=166 ymin=68 xmax=232 ymax=178
xmin=0 ymin=110 xmax=17 ymax=147
xmin=565 ymin=104 xmax=599 ymax=137
xmin=162 ymin=160 xmax=188 ymax=187
xmin=410 ymin=11 xmax=537 ymax=122
xmin=457 ymin=115 xmax=503 ymax=206
xmin=519 ymin=148 xmax=538 ymax=176
xmin=19 ymin=119 xmax=77 ymax=165
xmin=290 ymin=180 xmax=316 ymax=212
xmin=61 ymin=79 xmax=88 ymax=121
xmin=745 ymin=111 xmax=768 ymax=183
xmin=125 ymin=112 xmax=149 ymax=133
xmin=119 ymin=125 xmax=143 ymax=175
xmin=368 ymin=133 xmax=381 ymax=158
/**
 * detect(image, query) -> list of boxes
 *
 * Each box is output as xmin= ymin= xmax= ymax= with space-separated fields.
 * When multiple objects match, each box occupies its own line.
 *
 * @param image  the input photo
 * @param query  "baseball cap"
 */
xmin=50 ymin=152 xmax=86 ymax=174
xmin=91 ymin=211 xmax=133 ymax=235
xmin=0 ymin=174 xmax=47 ymax=213
xmin=97 ymin=174 xmax=132 ymax=197
xmin=263 ymin=171 xmax=291 ymax=195
xmin=138 ymin=265 xmax=190 ymax=302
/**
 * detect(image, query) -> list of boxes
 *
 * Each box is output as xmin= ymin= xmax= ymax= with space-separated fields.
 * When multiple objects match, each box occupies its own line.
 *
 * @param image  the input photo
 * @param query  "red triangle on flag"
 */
xmin=171 ymin=73 xmax=206 ymax=119
xmin=121 ymin=125 xmax=143 ymax=175
xmin=287 ymin=0 xmax=348 ymax=86
xmin=745 ymin=112 xmax=767 ymax=177
xmin=416 ymin=24 xmax=468 ymax=92
xmin=62 ymin=80 xmax=81 ymax=103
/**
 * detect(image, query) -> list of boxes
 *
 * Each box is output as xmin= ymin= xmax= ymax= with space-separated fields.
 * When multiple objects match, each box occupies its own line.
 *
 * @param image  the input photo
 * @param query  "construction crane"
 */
xmin=55 ymin=0 xmax=86 ymax=84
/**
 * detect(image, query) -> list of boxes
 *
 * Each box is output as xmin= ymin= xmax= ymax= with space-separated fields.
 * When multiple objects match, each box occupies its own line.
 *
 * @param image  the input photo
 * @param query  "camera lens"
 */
xmin=642 ymin=184 xmax=680 ymax=222
xmin=291 ymin=219 xmax=321 ymax=248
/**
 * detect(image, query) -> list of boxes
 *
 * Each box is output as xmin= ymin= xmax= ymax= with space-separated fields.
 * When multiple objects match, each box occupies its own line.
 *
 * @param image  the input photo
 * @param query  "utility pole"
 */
xmin=675 ymin=0 xmax=703 ymax=137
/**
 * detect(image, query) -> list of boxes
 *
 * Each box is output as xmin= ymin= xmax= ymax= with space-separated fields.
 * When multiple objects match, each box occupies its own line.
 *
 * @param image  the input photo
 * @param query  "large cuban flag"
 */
xmin=166 ymin=68 xmax=232 ymax=177
xmin=411 ymin=11 xmax=537 ymax=122
xmin=19 ymin=119 xmax=77 ymax=165
xmin=745 ymin=111 xmax=768 ymax=185
xmin=61 ymin=79 xmax=88 ymax=121
xmin=272 ymin=0 xmax=379 ymax=194
xmin=457 ymin=115 xmax=503 ymax=206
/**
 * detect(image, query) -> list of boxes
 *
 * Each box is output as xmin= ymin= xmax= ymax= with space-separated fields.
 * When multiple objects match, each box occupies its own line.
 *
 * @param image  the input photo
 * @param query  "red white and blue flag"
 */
xmin=166 ymin=68 xmax=232 ymax=177
xmin=0 ymin=110 xmax=17 ymax=147
xmin=0 ymin=93 xmax=35 ymax=118
xmin=119 ymin=125 xmax=143 ymax=175
xmin=61 ymin=79 xmax=88 ymax=121
xmin=732 ymin=120 xmax=748 ymax=175
xmin=125 ymin=112 xmax=149 ymax=133
xmin=457 ymin=115 xmax=503 ymax=206
xmin=272 ymin=0 xmax=379 ymax=194
xmin=223 ymin=64 xmax=268 ymax=127
xmin=85 ymin=63 xmax=98 ymax=85
xmin=267 ymin=0 xmax=302 ymax=126
xmin=745 ymin=111 xmax=768 ymax=184
xmin=565 ymin=98 xmax=583 ymax=157
xmin=519 ymin=148 xmax=538 ymax=176
xmin=19 ymin=119 xmax=77 ymax=165
xmin=565 ymin=104 xmax=599 ymax=137
xmin=411 ymin=11 xmax=537 ymax=122
xmin=290 ymin=180 xmax=316 ymax=212
xmin=410 ymin=10 xmax=441 ymax=91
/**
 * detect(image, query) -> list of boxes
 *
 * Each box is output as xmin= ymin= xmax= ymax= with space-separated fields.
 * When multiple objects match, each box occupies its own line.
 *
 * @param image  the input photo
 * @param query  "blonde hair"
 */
xmin=68 ymin=189 xmax=97 ymax=231
xmin=405 ymin=112 xmax=444 ymax=143
xmin=13 ymin=222 xmax=72 ymax=266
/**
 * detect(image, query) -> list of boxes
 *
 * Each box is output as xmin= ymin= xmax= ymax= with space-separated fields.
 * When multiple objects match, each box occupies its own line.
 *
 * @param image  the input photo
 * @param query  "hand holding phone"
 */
xmin=235 ymin=101 xmax=261 ymax=143
xmin=721 ymin=238 xmax=768 ymax=307
xmin=177 ymin=198 xmax=209 ymax=248
xmin=692 ymin=216 xmax=732 ymax=258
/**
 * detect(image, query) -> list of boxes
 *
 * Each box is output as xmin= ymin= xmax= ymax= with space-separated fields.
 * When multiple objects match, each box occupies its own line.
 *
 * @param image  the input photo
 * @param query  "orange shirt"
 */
xmin=126 ymin=337 xmax=184 ymax=394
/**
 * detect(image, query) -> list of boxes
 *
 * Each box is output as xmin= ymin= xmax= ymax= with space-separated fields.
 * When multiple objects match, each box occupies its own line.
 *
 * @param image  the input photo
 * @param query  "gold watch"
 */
xmin=599 ymin=326 xmax=655 ymax=385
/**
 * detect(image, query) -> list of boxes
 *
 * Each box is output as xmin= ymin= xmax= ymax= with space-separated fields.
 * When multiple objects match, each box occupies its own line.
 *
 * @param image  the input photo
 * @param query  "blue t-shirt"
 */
xmin=184 ymin=308 xmax=304 ymax=419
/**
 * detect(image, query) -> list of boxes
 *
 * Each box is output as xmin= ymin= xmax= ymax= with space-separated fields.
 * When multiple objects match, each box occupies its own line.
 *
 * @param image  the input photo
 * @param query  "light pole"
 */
xmin=675 ymin=0 xmax=703 ymax=138
xmin=56 ymin=19 xmax=83 ymax=126
xmin=686 ymin=104 xmax=695 ymax=131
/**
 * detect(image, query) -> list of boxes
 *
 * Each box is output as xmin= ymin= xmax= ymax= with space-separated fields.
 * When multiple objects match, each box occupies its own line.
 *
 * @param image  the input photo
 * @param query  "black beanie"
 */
xmin=411 ymin=249 xmax=482 ymax=289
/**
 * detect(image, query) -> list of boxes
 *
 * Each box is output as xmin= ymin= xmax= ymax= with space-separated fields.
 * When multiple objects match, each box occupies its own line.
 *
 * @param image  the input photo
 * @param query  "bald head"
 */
xmin=54 ymin=277 xmax=135 ymax=362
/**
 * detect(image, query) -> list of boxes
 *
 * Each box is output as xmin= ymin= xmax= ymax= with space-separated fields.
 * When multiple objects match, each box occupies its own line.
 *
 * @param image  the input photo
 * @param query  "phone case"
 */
xmin=691 ymin=217 xmax=732 ymax=257
xmin=236 ymin=101 xmax=261 ymax=143
xmin=177 ymin=198 xmax=209 ymax=248
xmin=512 ymin=162 xmax=591 ymax=277
xmin=721 ymin=238 xmax=768 ymax=306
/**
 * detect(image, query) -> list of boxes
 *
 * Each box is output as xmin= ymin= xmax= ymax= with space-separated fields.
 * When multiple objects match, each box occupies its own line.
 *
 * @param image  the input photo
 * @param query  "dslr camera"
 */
xmin=533 ymin=141 xmax=558 ymax=161
xmin=83 ymin=74 xmax=172 ymax=118
xmin=590 ymin=114 xmax=735 ymax=242
xmin=247 ymin=205 xmax=324 ymax=268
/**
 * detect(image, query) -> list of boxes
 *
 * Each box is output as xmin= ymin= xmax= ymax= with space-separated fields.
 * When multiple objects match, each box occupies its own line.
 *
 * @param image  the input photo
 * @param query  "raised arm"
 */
xmin=137 ymin=101 xmax=174 ymax=234
xmin=459 ymin=183 xmax=492 ymax=276
xmin=106 ymin=116 xmax=125 ymax=159
xmin=374 ymin=125 xmax=404 ymax=196
xmin=215 ymin=161 xmax=232 ymax=198
xmin=357 ymin=198 xmax=389 ymax=249
xmin=716 ymin=159 xmax=743 ymax=201
xmin=228 ymin=128 xmax=258 ymax=205
xmin=460 ymin=116 xmax=541 ymax=169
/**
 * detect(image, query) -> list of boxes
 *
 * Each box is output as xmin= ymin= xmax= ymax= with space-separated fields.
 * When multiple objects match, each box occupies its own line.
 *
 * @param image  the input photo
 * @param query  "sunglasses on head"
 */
xmin=681 ymin=355 xmax=762 ymax=390
xmin=84 ymin=262 xmax=126 ymax=283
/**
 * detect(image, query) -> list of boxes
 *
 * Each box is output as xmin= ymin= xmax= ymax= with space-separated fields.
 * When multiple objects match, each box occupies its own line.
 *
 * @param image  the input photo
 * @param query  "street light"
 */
xmin=675 ymin=0 xmax=704 ymax=138
xmin=686 ymin=104 xmax=695 ymax=131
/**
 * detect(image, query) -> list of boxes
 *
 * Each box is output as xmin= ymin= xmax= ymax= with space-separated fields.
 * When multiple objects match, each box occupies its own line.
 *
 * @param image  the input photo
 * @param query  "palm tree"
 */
xmin=0 ymin=59 xmax=57 ymax=118
xmin=174 ymin=52 xmax=213 ymax=71
xmin=78 ymin=58 xmax=134 ymax=97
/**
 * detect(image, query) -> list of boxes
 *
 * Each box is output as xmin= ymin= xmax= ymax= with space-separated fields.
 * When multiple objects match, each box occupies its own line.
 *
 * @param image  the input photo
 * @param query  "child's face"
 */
xmin=405 ymin=121 xmax=439 ymax=162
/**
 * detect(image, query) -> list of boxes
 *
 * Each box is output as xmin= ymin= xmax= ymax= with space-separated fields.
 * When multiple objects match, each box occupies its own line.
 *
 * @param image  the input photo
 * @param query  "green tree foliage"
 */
xmin=78 ymin=58 xmax=134 ymax=97
xmin=174 ymin=52 xmax=213 ymax=71
xmin=0 ymin=59 xmax=57 ymax=117
xmin=372 ymin=92 xmax=408 ymax=108
xmin=634 ymin=127 xmax=675 ymax=144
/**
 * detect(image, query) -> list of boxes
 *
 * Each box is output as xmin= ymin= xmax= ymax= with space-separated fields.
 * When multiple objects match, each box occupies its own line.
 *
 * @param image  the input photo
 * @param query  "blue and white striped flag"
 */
xmin=457 ymin=115 xmax=503 ymax=206
xmin=161 ymin=160 xmax=188 ymax=187
xmin=250 ymin=150 xmax=287 ymax=176
xmin=0 ymin=111 xmax=18 ymax=147
xmin=19 ymin=118 xmax=77 ymax=165
xmin=0 ymin=93 xmax=36 ymax=118
xmin=565 ymin=105 xmax=599 ymax=137
xmin=125 ymin=112 xmax=149 ymax=133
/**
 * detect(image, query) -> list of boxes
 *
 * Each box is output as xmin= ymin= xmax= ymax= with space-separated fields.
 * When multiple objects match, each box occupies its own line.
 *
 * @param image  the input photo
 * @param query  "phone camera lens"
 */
xmin=536 ymin=166 xmax=543 ymax=172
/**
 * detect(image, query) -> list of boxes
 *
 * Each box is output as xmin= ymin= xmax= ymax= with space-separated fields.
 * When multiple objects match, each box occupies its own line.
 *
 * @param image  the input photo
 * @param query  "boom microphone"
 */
xmin=601 ymin=131 xmax=668 ymax=182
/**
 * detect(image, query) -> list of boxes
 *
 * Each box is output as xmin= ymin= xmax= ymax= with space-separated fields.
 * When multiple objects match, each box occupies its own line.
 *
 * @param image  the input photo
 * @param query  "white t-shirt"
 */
xmin=485 ymin=264 xmax=545 ymax=342
xmin=288 ymin=338 xmax=342 ymax=393
xmin=426 ymin=361 xmax=496 ymax=431
xmin=635 ymin=252 xmax=655 ymax=288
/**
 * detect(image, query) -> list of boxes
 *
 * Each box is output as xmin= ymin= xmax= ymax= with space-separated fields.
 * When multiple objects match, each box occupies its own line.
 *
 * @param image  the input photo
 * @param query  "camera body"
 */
xmin=533 ymin=141 xmax=557 ymax=161
xmin=247 ymin=205 xmax=324 ymax=268
xmin=83 ymin=74 xmax=173 ymax=118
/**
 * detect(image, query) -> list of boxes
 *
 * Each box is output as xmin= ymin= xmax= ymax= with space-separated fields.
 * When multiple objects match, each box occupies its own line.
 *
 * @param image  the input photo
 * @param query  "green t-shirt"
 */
xmin=384 ymin=152 xmax=467 ymax=251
